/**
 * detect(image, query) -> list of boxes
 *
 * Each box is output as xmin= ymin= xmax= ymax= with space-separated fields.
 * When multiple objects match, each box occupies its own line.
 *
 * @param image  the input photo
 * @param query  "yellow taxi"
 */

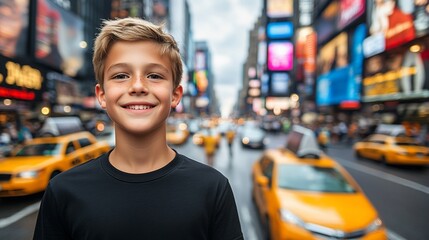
xmin=252 ymin=125 xmax=386 ymax=240
xmin=354 ymin=133 xmax=429 ymax=165
xmin=0 ymin=131 xmax=110 ymax=197
xmin=166 ymin=121 xmax=189 ymax=145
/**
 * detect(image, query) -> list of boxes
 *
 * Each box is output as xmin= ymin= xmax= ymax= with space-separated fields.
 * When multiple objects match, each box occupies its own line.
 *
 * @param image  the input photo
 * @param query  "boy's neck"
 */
xmin=109 ymin=129 xmax=175 ymax=174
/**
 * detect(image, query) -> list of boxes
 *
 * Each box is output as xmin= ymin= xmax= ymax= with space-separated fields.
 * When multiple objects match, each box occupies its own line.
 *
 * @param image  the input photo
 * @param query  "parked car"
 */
xmin=353 ymin=134 xmax=429 ymax=165
xmin=240 ymin=126 xmax=267 ymax=149
xmin=0 ymin=131 xmax=110 ymax=197
xmin=252 ymin=125 xmax=387 ymax=240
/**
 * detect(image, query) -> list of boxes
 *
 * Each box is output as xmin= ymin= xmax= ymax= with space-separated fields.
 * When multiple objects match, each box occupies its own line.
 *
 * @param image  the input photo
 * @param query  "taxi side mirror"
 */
xmin=256 ymin=176 xmax=269 ymax=187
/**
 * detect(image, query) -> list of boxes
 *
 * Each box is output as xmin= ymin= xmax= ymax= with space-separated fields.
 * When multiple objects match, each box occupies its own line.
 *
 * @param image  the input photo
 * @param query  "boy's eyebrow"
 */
xmin=105 ymin=63 xmax=170 ymax=75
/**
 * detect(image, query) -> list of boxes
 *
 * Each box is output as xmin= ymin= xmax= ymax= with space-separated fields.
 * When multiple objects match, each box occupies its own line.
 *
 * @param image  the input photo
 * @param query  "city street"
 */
xmin=1 ymin=131 xmax=429 ymax=240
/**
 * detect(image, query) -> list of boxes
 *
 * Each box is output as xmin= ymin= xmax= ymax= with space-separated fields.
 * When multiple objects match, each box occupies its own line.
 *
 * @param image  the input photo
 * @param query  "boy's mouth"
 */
xmin=124 ymin=105 xmax=154 ymax=110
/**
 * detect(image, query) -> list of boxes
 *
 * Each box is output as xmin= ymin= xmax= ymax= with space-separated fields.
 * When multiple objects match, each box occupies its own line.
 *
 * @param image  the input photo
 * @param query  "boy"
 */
xmin=33 ymin=17 xmax=243 ymax=240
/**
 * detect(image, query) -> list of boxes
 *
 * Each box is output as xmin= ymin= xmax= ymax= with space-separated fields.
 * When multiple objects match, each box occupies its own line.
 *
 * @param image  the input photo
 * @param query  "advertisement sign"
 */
xmin=0 ymin=56 xmax=44 ymax=101
xmin=317 ymin=33 xmax=348 ymax=75
xmin=362 ymin=38 xmax=429 ymax=102
xmin=267 ymin=0 xmax=293 ymax=18
xmin=144 ymin=0 xmax=170 ymax=29
xmin=194 ymin=51 xmax=206 ymax=71
xmin=0 ymin=0 xmax=30 ymax=58
xmin=35 ymin=0 xmax=85 ymax=77
xmin=270 ymin=72 xmax=290 ymax=95
xmin=267 ymin=22 xmax=294 ymax=39
xmin=315 ymin=0 xmax=340 ymax=43
xmin=316 ymin=25 xmax=366 ymax=106
xmin=367 ymin=0 xmax=429 ymax=52
xmin=338 ymin=0 xmax=365 ymax=29
xmin=267 ymin=41 xmax=293 ymax=71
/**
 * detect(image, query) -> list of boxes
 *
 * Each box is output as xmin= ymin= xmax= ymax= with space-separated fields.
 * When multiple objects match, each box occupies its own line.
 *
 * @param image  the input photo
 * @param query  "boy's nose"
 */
xmin=129 ymin=76 xmax=149 ymax=95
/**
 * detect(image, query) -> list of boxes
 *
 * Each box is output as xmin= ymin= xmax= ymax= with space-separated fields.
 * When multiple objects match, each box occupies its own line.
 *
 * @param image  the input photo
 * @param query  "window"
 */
xmin=78 ymin=138 xmax=91 ymax=148
xmin=66 ymin=142 xmax=76 ymax=154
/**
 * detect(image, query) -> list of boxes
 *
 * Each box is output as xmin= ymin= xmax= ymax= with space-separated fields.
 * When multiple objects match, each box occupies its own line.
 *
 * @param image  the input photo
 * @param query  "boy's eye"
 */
xmin=147 ymin=73 xmax=163 ymax=79
xmin=112 ymin=73 xmax=129 ymax=79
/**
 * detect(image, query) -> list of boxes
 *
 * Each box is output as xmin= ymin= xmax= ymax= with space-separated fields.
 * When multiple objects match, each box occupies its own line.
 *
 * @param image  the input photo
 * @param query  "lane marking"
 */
xmin=387 ymin=230 xmax=408 ymax=240
xmin=240 ymin=206 xmax=258 ymax=240
xmin=0 ymin=201 xmax=40 ymax=228
xmin=337 ymin=158 xmax=429 ymax=195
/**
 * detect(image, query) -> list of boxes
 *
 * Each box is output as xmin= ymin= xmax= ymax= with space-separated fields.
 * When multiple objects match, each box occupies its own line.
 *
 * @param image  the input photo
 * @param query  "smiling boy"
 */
xmin=33 ymin=17 xmax=243 ymax=240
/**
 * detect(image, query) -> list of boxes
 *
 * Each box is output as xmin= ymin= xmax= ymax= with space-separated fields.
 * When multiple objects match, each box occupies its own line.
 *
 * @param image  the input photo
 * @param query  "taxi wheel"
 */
xmin=50 ymin=170 xmax=62 ymax=180
xmin=380 ymin=156 xmax=389 ymax=166
xmin=354 ymin=150 xmax=362 ymax=159
xmin=263 ymin=216 xmax=271 ymax=240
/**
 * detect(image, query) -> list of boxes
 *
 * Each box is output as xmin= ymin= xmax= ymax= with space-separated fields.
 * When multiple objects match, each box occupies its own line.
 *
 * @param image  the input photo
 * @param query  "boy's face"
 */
xmin=95 ymin=40 xmax=182 ymax=135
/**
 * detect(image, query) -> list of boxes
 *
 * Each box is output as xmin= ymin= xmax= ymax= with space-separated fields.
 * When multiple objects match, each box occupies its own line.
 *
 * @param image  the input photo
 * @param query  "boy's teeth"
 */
xmin=128 ymin=105 xmax=152 ymax=110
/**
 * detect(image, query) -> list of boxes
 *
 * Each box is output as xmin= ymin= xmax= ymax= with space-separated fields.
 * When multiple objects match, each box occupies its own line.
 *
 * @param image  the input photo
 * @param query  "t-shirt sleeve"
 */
xmin=33 ymin=183 xmax=70 ymax=240
xmin=211 ymin=179 xmax=244 ymax=240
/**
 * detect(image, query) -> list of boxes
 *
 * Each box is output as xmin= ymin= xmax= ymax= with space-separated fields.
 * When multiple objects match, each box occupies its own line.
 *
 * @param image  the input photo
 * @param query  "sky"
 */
xmin=187 ymin=0 xmax=262 ymax=117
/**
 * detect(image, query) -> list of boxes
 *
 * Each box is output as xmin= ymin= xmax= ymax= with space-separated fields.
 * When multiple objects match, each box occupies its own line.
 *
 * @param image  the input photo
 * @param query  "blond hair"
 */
xmin=92 ymin=17 xmax=183 ymax=89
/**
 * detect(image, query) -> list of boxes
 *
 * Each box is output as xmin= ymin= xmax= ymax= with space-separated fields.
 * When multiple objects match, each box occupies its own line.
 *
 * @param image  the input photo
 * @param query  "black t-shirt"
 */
xmin=33 ymin=151 xmax=243 ymax=240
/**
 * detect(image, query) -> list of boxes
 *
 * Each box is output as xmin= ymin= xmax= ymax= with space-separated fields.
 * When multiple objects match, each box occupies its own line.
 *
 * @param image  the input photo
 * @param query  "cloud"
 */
xmin=187 ymin=0 xmax=262 ymax=116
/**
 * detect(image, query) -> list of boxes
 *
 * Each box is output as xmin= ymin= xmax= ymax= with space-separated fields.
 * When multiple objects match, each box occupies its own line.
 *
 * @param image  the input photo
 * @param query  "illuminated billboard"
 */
xmin=267 ymin=41 xmax=293 ymax=71
xmin=317 ymin=33 xmax=348 ymax=75
xmin=267 ymin=22 xmax=294 ymax=39
xmin=362 ymin=37 xmax=429 ymax=102
xmin=35 ymin=0 xmax=85 ymax=77
xmin=267 ymin=0 xmax=293 ymax=18
xmin=366 ymin=0 xmax=429 ymax=52
xmin=0 ymin=0 xmax=30 ymax=58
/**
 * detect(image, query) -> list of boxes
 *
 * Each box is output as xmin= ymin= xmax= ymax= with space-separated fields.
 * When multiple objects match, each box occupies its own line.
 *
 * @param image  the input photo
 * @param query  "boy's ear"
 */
xmin=171 ymin=85 xmax=183 ymax=108
xmin=95 ymin=84 xmax=107 ymax=109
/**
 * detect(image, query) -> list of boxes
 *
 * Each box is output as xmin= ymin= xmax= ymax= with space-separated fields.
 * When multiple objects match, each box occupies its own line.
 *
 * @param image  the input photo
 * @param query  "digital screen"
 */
xmin=267 ymin=0 xmax=293 ymax=18
xmin=271 ymin=72 xmax=290 ymax=95
xmin=338 ymin=0 xmax=365 ymax=29
xmin=317 ymin=33 xmax=348 ymax=75
xmin=0 ymin=0 xmax=30 ymax=57
xmin=367 ymin=0 xmax=429 ymax=50
xmin=362 ymin=37 xmax=429 ymax=102
xmin=315 ymin=0 xmax=340 ymax=43
xmin=267 ymin=22 xmax=294 ymax=39
xmin=35 ymin=0 xmax=85 ymax=76
xmin=268 ymin=41 xmax=293 ymax=71
xmin=145 ymin=0 xmax=170 ymax=29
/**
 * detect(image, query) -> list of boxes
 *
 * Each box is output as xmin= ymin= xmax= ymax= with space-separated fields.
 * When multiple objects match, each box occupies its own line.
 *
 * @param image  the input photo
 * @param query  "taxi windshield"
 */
xmin=278 ymin=165 xmax=356 ymax=193
xmin=15 ymin=143 xmax=61 ymax=157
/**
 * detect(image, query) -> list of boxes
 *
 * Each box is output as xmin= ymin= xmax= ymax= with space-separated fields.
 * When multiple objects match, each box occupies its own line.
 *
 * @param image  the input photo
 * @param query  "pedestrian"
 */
xmin=33 ymin=17 xmax=243 ymax=240
xmin=203 ymin=127 xmax=218 ymax=166
xmin=225 ymin=126 xmax=236 ymax=156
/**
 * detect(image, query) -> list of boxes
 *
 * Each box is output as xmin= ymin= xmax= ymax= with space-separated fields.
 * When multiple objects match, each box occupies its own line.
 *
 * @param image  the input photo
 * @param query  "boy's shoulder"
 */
xmin=175 ymin=153 xmax=227 ymax=181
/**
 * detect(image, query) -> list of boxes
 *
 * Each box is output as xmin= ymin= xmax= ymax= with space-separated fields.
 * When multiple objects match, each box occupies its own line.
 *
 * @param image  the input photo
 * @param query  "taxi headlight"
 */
xmin=242 ymin=137 xmax=250 ymax=144
xmin=16 ymin=170 xmax=42 ymax=179
xmin=280 ymin=209 xmax=305 ymax=227
xmin=365 ymin=218 xmax=383 ymax=233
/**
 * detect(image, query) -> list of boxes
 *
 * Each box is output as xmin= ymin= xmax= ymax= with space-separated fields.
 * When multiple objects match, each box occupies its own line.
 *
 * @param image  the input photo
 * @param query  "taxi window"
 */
xmin=277 ymin=165 xmax=356 ymax=193
xmin=78 ymin=138 xmax=92 ymax=148
xmin=15 ymin=143 xmax=61 ymax=156
xmin=260 ymin=157 xmax=274 ymax=181
xmin=66 ymin=142 xmax=76 ymax=154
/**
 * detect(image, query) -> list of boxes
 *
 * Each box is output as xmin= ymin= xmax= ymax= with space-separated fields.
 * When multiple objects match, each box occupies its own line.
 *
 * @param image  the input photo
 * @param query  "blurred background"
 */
xmin=1 ymin=0 xmax=429 ymax=239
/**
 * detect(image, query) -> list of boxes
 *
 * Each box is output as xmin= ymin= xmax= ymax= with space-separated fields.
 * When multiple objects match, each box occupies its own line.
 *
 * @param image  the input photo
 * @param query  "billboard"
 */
xmin=0 ymin=0 xmax=30 ymax=58
xmin=267 ymin=41 xmax=293 ymax=71
xmin=367 ymin=0 xmax=429 ymax=53
xmin=35 ymin=0 xmax=85 ymax=77
xmin=362 ymin=37 xmax=429 ymax=102
xmin=317 ymin=33 xmax=348 ymax=75
xmin=267 ymin=22 xmax=294 ymax=39
xmin=270 ymin=72 xmax=290 ymax=95
xmin=144 ymin=0 xmax=170 ymax=29
xmin=267 ymin=0 xmax=293 ymax=18
xmin=338 ymin=0 xmax=365 ymax=29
